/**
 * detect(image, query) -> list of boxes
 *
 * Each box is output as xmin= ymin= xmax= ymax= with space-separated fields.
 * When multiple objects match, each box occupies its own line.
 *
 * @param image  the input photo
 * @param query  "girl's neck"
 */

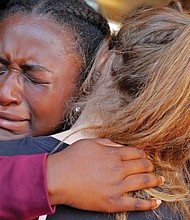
xmin=52 ymin=107 xmax=98 ymax=144
xmin=52 ymin=127 xmax=89 ymax=145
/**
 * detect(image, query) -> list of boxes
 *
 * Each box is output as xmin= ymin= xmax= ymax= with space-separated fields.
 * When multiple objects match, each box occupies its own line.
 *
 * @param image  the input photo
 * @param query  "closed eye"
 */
xmin=0 ymin=67 xmax=8 ymax=75
xmin=23 ymin=73 xmax=43 ymax=84
xmin=0 ymin=57 xmax=9 ymax=75
xmin=21 ymin=64 xmax=52 ymax=85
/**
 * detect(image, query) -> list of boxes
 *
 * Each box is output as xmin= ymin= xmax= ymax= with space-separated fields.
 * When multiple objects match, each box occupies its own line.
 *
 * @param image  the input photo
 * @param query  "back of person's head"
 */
xmin=80 ymin=1 xmax=190 ymax=218
xmin=1 ymin=0 xmax=110 ymax=84
xmin=109 ymin=1 xmax=190 ymax=151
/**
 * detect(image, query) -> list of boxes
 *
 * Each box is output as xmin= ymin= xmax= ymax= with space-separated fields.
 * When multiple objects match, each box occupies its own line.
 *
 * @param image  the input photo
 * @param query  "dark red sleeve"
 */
xmin=0 ymin=154 xmax=55 ymax=219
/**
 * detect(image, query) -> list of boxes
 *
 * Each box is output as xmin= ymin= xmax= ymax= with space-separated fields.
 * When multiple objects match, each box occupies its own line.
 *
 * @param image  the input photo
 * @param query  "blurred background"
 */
xmin=1 ymin=1 xmax=189 ymax=32
xmin=86 ymin=0 xmax=190 ymax=31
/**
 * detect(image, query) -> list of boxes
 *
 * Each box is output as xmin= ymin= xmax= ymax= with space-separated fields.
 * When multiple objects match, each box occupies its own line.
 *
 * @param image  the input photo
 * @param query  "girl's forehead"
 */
xmin=0 ymin=13 xmax=78 ymax=55
xmin=2 ymin=14 xmax=62 ymax=37
xmin=0 ymin=13 xmax=82 ymax=72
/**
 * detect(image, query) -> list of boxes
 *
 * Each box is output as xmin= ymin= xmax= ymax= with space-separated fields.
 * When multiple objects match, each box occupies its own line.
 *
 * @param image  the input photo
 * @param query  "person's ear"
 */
xmin=93 ymin=46 xmax=111 ymax=82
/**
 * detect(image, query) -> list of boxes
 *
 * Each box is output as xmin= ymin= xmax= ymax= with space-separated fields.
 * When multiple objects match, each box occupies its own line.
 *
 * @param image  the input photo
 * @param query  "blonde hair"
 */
xmin=67 ymin=1 xmax=190 ymax=219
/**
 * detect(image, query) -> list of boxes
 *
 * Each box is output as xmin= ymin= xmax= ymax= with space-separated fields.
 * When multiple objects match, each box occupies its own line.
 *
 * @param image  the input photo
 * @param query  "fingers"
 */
xmin=93 ymin=138 xmax=123 ymax=147
xmin=122 ymin=159 xmax=154 ymax=177
xmin=106 ymin=197 xmax=162 ymax=213
xmin=92 ymin=138 xmax=147 ymax=160
xmin=119 ymin=147 xmax=147 ymax=160
xmin=122 ymin=173 xmax=165 ymax=192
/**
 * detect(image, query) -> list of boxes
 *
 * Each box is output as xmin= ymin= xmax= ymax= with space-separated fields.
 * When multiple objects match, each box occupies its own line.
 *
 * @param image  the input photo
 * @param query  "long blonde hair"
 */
xmin=67 ymin=1 xmax=190 ymax=219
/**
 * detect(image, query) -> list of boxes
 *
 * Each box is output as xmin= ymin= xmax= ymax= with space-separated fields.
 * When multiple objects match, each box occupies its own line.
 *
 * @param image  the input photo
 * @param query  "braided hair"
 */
xmin=0 ymin=0 xmax=8 ymax=9
xmin=1 ymin=0 xmax=110 ymax=83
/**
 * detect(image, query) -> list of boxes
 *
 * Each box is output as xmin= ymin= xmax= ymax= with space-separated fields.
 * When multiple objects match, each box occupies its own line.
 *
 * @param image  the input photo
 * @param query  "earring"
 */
xmin=93 ymin=70 xmax=101 ymax=81
xmin=96 ymin=70 xmax=101 ymax=77
xmin=75 ymin=106 xmax=81 ymax=113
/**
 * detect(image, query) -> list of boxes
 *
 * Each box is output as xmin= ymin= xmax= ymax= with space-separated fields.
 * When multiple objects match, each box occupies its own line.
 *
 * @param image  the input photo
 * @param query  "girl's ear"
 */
xmin=93 ymin=46 xmax=114 ymax=82
xmin=96 ymin=46 xmax=109 ymax=69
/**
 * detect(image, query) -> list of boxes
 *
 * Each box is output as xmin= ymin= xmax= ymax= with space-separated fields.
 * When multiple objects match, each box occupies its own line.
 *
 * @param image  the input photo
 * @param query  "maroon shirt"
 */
xmin=0 ymin=154 xmax=55 ymax=219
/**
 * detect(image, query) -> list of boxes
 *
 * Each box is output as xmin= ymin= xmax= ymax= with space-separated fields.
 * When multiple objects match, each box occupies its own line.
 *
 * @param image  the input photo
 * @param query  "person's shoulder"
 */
xmin=0 ymin=136 xmax=69 ymax=156
xmin=27 ymin=136 xmax=69 ymax=154
xmin=128 ymin=204 xmax=183 ymax=220
xmin=46 ymin=205 xmax=115 ymax=220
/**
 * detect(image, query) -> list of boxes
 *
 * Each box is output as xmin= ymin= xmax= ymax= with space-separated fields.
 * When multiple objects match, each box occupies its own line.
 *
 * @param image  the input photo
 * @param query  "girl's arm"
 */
xmin=0 ymin=138 xmax=163 ymax=219
xmin=0 ymin=154 xmax=55 ymax=220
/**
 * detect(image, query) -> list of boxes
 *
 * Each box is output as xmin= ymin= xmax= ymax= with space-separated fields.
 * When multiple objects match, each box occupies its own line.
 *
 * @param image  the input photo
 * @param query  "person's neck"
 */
xmin=52 ymin=107 xmax=99 ymax=144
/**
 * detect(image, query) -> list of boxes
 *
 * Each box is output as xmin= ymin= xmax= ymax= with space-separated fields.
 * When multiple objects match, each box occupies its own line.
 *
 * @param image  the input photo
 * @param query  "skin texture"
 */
xmin=0 ymin=12 xmax=163 ymax=214
xmin=0 ymin=14 xmax=81 ymax=140
xmin=47 ymin=139 xmax=164 ymax=212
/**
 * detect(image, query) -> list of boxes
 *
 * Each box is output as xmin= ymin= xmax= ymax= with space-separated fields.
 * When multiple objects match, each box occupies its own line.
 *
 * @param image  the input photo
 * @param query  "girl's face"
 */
xmin=0 ymin=14 xmax=81 ymax=140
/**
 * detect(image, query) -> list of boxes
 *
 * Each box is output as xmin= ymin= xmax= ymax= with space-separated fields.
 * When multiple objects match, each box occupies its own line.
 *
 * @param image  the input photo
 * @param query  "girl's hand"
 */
xmin=46 ymin=138 xmax=163 ymax=212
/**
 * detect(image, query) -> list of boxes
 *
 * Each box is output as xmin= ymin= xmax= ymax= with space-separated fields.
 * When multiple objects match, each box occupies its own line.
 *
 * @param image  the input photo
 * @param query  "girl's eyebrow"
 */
xmin=0 ymin=57 xmax=10 ymax=66
xmin=0 ymin=58 xmax=53 ymax=73
xmin=20 ymin=64 xmax=53 ymax=73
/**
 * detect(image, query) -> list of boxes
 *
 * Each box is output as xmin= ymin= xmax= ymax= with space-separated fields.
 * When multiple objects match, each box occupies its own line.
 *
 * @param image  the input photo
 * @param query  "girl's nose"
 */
xmin=0 ymin=71 xmax=22 ymax=106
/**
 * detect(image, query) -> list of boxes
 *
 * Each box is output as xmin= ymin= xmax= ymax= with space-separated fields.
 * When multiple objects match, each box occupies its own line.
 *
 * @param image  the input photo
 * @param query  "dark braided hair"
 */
xmin=1 ymin=0 xmax=110 ymax=83
xmin=0 ymin=0 xmax=8 ymax=9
